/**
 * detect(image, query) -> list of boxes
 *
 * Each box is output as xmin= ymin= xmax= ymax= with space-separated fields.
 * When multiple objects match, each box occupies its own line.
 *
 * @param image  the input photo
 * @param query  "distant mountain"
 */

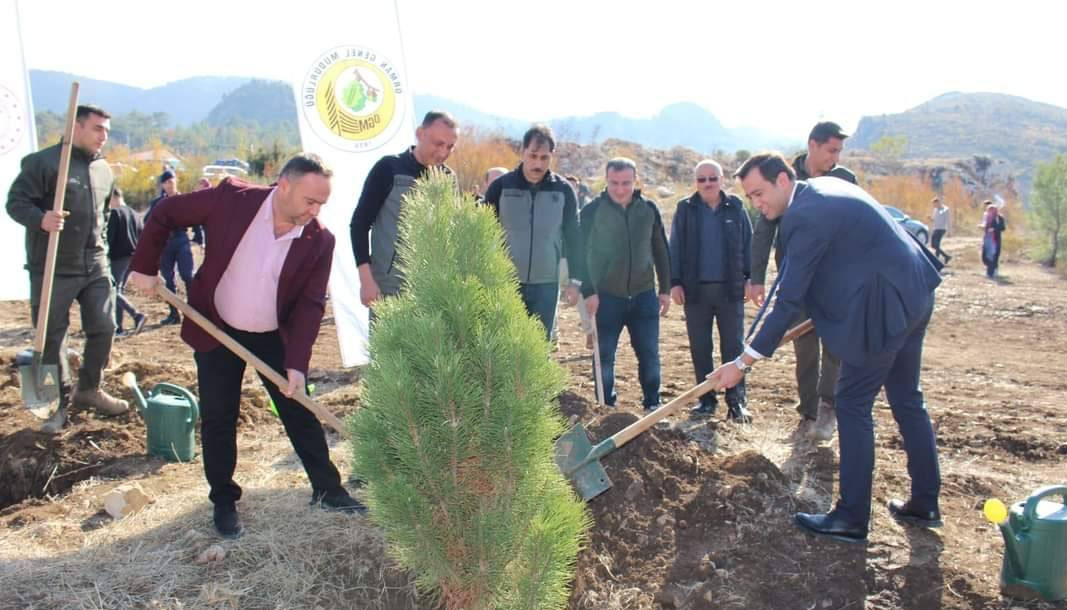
xmin=415 ymin=97 xmax=786 ymax=153
xmin=28 ymin=70 xmax=786 ymax=152
xmin=30 ymin=70 xmax=252 ymax=126
xmin=206 ymin=80 xmax=297 ymax=127
xmin=851 ymin=92 xmax=1067 ymax=193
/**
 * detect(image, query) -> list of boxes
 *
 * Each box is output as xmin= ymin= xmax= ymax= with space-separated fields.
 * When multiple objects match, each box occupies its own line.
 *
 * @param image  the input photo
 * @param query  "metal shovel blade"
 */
xmin=17 ymin=350 xmax=61 ymax=419
xmin=555 ymin=423 xmax=615 ymax=502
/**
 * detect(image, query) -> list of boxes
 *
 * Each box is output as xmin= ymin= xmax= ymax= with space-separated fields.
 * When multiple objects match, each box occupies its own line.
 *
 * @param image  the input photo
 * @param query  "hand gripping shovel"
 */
xmin=556 ymin=318 xmax=814 ymax=501
xmin=155 ymin=285 xmax=349 ymax=437
xmin=20 ymin=83 xmax=80 ymax=419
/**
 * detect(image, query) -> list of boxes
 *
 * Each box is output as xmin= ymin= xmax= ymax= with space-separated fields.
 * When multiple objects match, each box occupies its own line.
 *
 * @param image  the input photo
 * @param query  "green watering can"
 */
xmin=984 ymin=485 xmax=1067 ymax=601
xmin=122 ymin=372 xmax=199 ymax=462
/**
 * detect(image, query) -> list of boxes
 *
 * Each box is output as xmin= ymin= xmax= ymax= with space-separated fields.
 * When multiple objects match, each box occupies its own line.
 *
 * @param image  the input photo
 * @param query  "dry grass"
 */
xmin=0 ymin=430 xmax=425 ymax=610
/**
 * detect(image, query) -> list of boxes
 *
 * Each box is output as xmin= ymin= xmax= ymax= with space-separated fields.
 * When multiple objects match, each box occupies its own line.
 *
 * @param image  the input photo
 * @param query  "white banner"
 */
xmin=288 ymin=0 xmax=414 ymax=367
xmin=0 ymin=0 xmax=38 ymax=301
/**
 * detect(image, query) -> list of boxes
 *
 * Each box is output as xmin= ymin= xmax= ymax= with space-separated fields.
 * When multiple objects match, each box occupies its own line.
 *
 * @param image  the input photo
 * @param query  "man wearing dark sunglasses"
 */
xmin=668 ymin=160 xmax=753 ymax=422
xmin=748 ymin=121 xmax=857 ymax=441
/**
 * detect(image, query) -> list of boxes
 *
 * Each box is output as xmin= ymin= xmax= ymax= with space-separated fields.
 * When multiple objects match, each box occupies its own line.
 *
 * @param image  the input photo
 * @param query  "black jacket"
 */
xmin=669 ymin=191 xmax=752 ymax=303
xmin=106 ymin=206 xmax=143 ymax=259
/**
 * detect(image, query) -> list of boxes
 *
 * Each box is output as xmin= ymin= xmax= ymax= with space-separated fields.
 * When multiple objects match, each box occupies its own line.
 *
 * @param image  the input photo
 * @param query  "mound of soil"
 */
xmin=565 ymin=412 xmax=953 ymax=610
xmin=0 ymin=346 xmax=288 ymax=510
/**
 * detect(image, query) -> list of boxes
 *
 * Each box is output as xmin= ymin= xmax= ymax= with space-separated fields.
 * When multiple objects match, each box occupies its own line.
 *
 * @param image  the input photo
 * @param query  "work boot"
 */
xmin=73 ymin=388 xmax=129 ymax=416
xmin=811 ymin=399 xmax=837 ymax=442
xmin=794 ymin=417 xmax=816 ymax=439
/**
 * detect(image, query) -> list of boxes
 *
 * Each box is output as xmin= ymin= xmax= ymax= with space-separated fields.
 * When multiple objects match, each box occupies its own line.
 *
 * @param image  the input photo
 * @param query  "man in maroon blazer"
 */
xmin=127 ymin=153 xmax=363 ymax=539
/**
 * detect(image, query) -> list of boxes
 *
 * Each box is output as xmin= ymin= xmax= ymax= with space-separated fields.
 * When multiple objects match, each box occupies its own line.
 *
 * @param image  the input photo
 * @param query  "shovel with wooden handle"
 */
xmin=155 ymin=285 xmax=348 ymax=437
xmin=576 ymin=295 xmax=605 ymax=406
xmin=556 ymin=318 xmax=814 ymax=501
xmin=20 ymin=82 xmax=80 ymax=419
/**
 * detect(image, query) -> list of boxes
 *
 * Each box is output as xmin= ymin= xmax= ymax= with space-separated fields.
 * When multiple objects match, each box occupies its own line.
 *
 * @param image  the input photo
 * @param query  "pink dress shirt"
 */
xmin=214 ymin=189 xmax=304 ymax=332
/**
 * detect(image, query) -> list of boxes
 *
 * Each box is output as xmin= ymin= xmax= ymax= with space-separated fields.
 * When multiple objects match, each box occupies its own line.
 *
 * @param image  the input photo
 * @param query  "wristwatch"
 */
xmin=732 ymin=357 xmax=751 ymax=374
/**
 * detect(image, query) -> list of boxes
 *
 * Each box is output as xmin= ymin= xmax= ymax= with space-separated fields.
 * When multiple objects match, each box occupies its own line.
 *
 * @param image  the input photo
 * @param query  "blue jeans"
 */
xmin=519 ymin=282 xmax=559 ymax=340
xmin=595 ymin=290 xmax=661 ymax=408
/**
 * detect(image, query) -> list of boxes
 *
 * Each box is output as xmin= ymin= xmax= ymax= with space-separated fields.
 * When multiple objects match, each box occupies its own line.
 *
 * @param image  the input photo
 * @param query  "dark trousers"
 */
xmin=794 ymin=309 xmax=841 ymax=419
xmin=985 ymin=247 xmax=1001 ymax=278
xmin=110 ymin=256 xmax=140 ymax=329
xmin=930 ymin=229 xmax=949 ymax=262
xmin=834 ymin=296 xmax=940 ymax=527
xmin=194 ymin=328 xmax=342 ymax=506
xmin=161 ymin=237 xmax=194 ymax=317
xmin=519 ymin=281 xmax=559 ymax=341
xmin=29 ymin=272 xmax=115 ymax=392
xmin=683 ymin=283 xmax=745 ymax=408
xmin=595 ymin=290 xmax=661 ymax=408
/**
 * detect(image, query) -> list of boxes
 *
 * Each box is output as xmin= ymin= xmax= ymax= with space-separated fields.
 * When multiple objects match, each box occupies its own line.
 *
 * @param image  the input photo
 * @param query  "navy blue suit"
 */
xmin=751 ymin=178 xmax=943 ymax=526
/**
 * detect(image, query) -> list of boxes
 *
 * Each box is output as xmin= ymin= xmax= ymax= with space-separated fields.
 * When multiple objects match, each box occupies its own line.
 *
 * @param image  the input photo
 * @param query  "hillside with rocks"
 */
xmin=851 ymin=92 xmax=1067 ymax=197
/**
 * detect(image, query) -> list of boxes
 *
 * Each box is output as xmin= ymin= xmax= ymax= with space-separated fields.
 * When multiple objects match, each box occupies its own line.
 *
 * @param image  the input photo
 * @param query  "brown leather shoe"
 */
xmin=73 ymin=388 xmax=129 ymax=416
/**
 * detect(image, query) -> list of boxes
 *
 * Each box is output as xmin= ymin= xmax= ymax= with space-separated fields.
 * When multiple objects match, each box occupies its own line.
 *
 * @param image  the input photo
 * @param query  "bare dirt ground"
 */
xmin=0 ymin=235 xmax=1065 ymax=610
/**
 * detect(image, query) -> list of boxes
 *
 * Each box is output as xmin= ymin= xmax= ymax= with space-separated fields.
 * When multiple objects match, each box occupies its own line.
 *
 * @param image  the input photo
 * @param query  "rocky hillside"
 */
xmin=851 ymin=92 xmax=1067 ymax=197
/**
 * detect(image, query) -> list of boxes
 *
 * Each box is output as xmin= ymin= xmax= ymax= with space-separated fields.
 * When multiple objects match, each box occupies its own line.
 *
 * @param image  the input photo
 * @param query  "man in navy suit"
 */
xmin=710 ymin=153 xmax=944 ymax=543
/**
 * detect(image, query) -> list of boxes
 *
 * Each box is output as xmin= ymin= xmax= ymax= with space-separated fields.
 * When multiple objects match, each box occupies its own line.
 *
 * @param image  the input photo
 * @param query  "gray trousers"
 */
xmin=683 ymin=283 xmax=746 ymax=408
xmin=793 ymin=309 xmax=840 ymax=419
xmin=29 ymin=272 xmax=116 ymax=393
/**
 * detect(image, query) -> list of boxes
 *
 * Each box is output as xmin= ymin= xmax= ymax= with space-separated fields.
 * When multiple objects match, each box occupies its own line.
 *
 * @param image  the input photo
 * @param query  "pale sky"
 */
xmin=14 ymin=0 xmax=1066 ymax=140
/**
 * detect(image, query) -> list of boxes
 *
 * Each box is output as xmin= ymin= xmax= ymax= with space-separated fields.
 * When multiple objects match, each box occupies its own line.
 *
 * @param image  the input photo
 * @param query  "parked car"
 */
xmin=201 ymin=164 xmax=249 ymax=179
xmin=882 ymin=205 xmax=929 ymax=245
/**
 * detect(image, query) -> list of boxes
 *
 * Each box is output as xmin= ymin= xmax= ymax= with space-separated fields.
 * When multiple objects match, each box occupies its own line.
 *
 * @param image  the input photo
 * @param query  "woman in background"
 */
xmin=979 ymin=201 xmax=1006 ymax=279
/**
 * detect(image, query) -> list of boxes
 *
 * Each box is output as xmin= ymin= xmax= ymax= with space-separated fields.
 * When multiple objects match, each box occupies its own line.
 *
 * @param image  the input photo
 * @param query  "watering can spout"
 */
xmin=986 ymin=498 xmax=1026 ymax=578
xmin=121 ymin=372 xmax=148 ymax=414
xmin=998 ymin=521 xmax=1027 ymax=579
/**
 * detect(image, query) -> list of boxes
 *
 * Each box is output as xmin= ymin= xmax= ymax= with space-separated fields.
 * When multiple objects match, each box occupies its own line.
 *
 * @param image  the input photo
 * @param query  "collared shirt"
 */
xmin=745 ymin=181 xmax=800 ymax=361
xmin=214 ymin=189 xmax=304 ymax=332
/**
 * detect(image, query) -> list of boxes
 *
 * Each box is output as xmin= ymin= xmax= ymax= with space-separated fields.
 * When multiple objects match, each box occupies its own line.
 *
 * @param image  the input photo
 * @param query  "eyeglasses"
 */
xmin=696 ymin=176 xmax=720 ymax=183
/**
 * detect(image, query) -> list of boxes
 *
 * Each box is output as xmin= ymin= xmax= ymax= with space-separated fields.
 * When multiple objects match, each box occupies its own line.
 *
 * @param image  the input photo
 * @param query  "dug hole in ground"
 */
xmin=0 ymin=235 xmax=1065 ymax=609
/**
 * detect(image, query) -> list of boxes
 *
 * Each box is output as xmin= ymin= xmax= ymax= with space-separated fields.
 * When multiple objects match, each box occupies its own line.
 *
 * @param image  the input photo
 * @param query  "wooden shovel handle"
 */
xmin=576 ymin=296 xmax=605 ymax=406
xmin=608 ymin=317 xmax=814 ymax=449
xmin=33 ymin=83 xmax=79 ymax=353
xmin=156 ymin=285 xmax=348 ymax=436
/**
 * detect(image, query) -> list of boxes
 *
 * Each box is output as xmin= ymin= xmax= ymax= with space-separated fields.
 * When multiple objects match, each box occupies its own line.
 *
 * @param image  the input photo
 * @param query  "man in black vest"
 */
xmin=351 ymin=111 xmax=458 ymax=310
xmin=669 ymin=160 xmax=753 ymax=422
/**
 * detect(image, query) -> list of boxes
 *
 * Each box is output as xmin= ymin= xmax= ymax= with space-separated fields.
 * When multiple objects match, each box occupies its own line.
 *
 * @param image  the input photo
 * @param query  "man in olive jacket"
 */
xmin=580 ymin=158 xmax=671 ymax=409
xmin=748 ymin=121 xmax=858 ymax=441
xmin=5 ymin=104 xmax=127 ymax=432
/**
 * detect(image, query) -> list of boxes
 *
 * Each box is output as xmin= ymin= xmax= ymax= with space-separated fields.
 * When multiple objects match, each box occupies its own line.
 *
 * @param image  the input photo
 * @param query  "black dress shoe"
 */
xmin=311 ymin=489 xmax=368 ymax=515
xmin=213 ymin=503 xmax=243 ymax=539
xmin=689 ymin=401 xmax=717 ymax=418
xmin=727 ymin=403 xmax=752 ymax=423
xmin=795 ymin=511 xmax=868 ymax=544
xmin=887 ymin=499 xmax=942 ymax=528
